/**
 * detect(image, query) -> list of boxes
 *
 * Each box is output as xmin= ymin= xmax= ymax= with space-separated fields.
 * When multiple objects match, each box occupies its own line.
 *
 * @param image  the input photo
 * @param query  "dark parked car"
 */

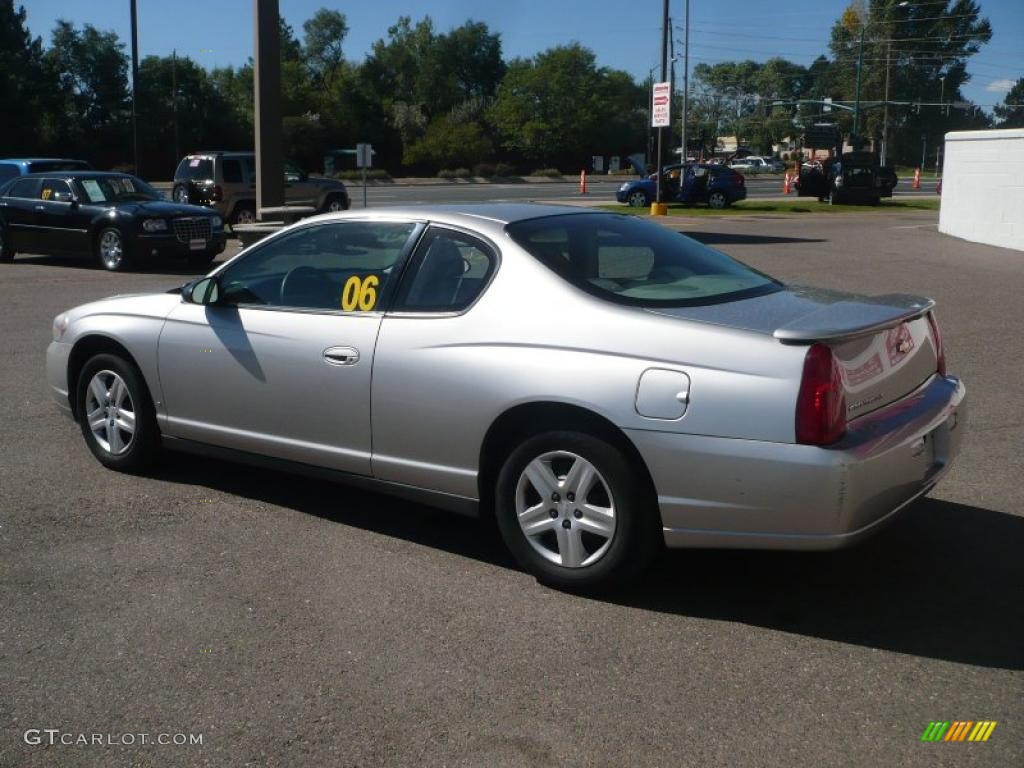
xmin=0 ymin=172 xmax=226 ymax=271
xmin=172 ymin=151 xmax=350 ymax=225
xmin=616 ymin=163 xmax=747 ymax=209
xmin=796 ymin=152 xmax=891 ymax=205
xmin=0 ymin=158 xmax=91 ymax=182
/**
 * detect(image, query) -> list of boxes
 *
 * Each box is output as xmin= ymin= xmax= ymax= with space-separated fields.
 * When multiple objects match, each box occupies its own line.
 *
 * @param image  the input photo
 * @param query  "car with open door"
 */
xmin=45 ymin=205 xmax=965 ymax=590
xmin=0 ymin=171 xmax=226 ymax=270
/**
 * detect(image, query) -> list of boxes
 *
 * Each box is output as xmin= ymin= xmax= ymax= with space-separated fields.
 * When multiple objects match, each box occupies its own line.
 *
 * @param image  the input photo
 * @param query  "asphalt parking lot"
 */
xmin=1 ymin=210 xmax=1021 ymax=767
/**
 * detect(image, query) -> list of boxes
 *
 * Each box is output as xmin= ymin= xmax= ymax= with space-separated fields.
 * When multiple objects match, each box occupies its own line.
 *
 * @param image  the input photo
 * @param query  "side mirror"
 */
xmin=183 ymin=276 xmax=220 ymax=305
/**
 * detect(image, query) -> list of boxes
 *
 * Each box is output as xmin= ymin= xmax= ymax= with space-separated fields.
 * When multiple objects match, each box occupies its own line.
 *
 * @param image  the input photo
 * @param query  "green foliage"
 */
xmin=403 ymin=117 xmax=493 ymax=169
xmin=0 ymin=0 xmax=51 ymax=154
xmin=994 ymin=78 xmax=1024 ymax=128
xmin=489 ymin=44 xmax=644 ymax=167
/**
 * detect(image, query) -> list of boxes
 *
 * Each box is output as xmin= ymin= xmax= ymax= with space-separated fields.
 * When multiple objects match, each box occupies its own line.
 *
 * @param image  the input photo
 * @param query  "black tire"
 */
xmin=626 ymin=189 xmax=650 ymax=208
xmin=76 ymin=353 xmax=160 ymax=472
xmin=95 ymin=227 xmax=132 ymax=271
xmin=321 ymin=193 xmax=348 ymax=213
xmin=230 ymin=202 xmax=257 ymax=227
xmin=495 ymin=430 xmax=661 ymax=591
xmin=172 ymin=184 xmax=191 ymax=204
xmin=707 ymin=191 xmax=729 ymax=209
xmin=0 ymin=222 xmax=13 ymax=262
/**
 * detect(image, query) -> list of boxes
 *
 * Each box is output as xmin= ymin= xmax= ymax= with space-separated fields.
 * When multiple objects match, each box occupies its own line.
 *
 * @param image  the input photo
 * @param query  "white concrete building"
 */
xmin=938 ymin=128 xmax=1024 ymax=252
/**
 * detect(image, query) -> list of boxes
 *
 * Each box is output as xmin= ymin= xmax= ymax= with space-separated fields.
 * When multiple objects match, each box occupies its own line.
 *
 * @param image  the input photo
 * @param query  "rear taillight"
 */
xmin=796 ymin=343 xmax=846 ymax=445
xmin=926 ymin=311 xmax=946 ymax=376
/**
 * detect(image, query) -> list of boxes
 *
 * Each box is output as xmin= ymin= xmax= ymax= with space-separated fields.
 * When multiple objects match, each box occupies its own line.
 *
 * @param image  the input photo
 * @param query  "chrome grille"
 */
xmin=172 ymin=217 xmax=212 ymax=243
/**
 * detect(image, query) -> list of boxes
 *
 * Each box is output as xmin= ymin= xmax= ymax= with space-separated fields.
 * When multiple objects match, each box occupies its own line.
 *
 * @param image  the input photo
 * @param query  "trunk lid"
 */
xmin=648 ymin=286 xmax=941 ymax=419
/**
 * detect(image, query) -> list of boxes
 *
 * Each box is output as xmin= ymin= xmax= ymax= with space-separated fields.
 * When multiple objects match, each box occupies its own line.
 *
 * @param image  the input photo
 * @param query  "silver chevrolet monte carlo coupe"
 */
xmin=46 ymin=205 xmax=965 ymax=589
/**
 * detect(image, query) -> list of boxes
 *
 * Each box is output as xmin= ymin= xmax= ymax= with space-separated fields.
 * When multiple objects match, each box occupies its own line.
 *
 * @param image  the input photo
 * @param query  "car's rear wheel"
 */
xmin=495 ymin=430 xmax=660 ymax=591
xmin=76 ymin=353 xmax=159 ymax=472
xmin=626 ymin=189 xmax=650 ymax=208
xmin=708 ymin=191 xmax=728 ymax=209
xmin=231 ymin=203 xmax=256 ymax=226
xmin=0 ymin=223 xmax=14 ymax=262
xmin=96 ymin=227 xmax=131 ymax=271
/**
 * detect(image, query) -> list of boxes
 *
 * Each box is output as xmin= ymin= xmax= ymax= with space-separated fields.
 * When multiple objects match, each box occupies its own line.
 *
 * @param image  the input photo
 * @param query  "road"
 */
xmin=340 ymin=176 xmax=939 ymax=208
xmin=1 ymin=211 xmax=1020 ymax=767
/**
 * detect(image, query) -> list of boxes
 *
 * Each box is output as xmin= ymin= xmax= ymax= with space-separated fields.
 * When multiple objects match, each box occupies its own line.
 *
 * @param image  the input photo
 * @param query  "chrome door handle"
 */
xmin=35 ymin=205 xmax=46 ymax=210
xmin=323 ymin=346 xmax=360 ymax=366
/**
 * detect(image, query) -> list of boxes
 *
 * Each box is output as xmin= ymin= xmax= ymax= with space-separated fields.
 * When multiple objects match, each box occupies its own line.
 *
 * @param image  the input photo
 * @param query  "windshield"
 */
xmin=76 ymin=175 xmax=161 ymax=203
xmin=506 ymin=213 xmax=780 ymax=307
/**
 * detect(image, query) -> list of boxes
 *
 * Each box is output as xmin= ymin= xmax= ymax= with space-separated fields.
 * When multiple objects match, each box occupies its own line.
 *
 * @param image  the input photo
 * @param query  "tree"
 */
xmin=45 ymin=20 xmax=131 ymax=166
xmin=489 ymin=44 xmax=643 ymax=168
xmin=0 ymin=1 xmax=53 ymax=155
xmin=994 ymin=78 xmax=1024 ymax=128
xmin=826 ymin=0 xmax=992 ymax=162
xmin=303 ymin=9 xmax=349 ymax=86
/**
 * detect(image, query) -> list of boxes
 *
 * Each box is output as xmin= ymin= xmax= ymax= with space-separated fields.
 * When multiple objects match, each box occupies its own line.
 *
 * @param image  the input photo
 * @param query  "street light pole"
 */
xmin=853 ymin=22 xmax=866 ymax=138
xmin=129 ymin=0 xmax=140 ymax=175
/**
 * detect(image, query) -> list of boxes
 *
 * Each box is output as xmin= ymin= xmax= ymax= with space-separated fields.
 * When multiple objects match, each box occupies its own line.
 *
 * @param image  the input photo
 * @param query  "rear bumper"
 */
xmin=627 ymin=374 xmax=965 ymax=550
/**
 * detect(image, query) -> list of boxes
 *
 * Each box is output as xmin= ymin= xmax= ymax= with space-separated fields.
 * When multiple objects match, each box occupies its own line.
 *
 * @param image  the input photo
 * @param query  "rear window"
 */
xmin=507 ymin=213 xmax=780 ymax=307
xmin=176 ymin=156 xmax=214 ymax=180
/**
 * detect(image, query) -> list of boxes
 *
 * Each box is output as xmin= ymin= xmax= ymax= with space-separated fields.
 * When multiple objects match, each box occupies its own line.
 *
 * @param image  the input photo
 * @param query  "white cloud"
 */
xmin=985 ymin=78 xmax=1015 ymax=93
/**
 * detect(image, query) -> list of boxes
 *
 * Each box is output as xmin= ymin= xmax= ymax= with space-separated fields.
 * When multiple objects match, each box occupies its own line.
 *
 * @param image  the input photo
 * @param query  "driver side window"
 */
xmin=217 ymin=221 xmax=418 ymax=312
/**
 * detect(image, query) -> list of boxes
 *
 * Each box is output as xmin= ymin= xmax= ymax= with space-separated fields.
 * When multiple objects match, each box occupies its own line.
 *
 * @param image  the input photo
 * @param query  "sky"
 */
xmin=21 ymin=0 xmax=1024 ymax=110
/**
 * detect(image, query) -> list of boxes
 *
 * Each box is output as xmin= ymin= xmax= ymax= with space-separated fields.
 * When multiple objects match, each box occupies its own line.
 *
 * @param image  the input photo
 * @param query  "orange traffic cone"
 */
xmin=783 ymin=173 xmax=791 ymax=194
xmin=912 ymin=167 xmax=921 ymax=190
xmin=579 ymin=169 xmax=587 ymax=195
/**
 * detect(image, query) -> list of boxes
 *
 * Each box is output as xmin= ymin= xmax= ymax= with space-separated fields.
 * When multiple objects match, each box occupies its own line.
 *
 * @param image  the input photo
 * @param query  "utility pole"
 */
xmin=171 ymin=49 xmax=180 ymax=165
xmin=853 ymin=21 xmax=866 ymax=138
xmin=655 ymin=0 xmax=668 ymax=203
xmin=680 ymin=0 xmax=690 ymax=163
xmin=881 ymin=37 xmax=891 ymax=164
xmin=130 ymin=0 xmax=140 ymax=175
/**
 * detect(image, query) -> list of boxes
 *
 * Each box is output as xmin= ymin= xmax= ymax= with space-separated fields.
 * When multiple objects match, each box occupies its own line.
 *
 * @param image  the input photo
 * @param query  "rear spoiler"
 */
xmin=774 ymin=294 xmax=935 ymax=344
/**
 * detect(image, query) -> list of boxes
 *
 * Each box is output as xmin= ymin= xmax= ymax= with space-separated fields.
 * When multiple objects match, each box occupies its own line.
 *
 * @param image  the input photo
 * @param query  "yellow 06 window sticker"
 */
xmin=340 ymin=275 xmax=379 ymax=311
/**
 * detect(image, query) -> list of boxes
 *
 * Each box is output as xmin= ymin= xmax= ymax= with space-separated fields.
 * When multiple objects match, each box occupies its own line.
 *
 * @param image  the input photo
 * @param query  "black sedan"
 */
xmin=0 ymin=172 xmax=227 ymax=271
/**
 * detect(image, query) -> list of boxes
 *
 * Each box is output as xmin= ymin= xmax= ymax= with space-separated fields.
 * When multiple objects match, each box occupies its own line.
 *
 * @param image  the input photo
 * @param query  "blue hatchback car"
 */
xmin=615 ymin=163 xmax=747 ymax=209
xmin=0 ymin=158 xmax=92 ymax=183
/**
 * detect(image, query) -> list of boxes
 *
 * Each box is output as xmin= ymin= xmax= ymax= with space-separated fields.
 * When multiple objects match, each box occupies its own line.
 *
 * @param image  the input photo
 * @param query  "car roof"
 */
xmin=20 ymin=171 xmax=134 ymax=178
xmin=0 ymin=158 xmax=89 ymax=164
xmin=308 ymin=203 xmax=599 ymax=229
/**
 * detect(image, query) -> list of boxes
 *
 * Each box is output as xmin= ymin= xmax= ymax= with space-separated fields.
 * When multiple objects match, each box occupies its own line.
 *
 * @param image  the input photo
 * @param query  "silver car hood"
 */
xmin=646 ymin=286 xmax=933 ymax=342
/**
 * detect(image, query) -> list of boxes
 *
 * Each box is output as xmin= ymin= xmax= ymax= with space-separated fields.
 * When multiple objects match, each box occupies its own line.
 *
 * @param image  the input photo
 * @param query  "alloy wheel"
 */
xmin=708 ymin=192 xmax=727 ymax=209
xmin=99 ymin=230 xmax=124 ymax=270
xmin=515 ymin=450 xmax=616 ymax=568
xmin=327 ymin=198 xmax=345 ymax=212
xmin=628 ymin=191 xmax=649 ymax=208
xmin=84 ymin=370 xmax=136 ymax=455
xmin=236 ymin=208 xmax=256 ymax=225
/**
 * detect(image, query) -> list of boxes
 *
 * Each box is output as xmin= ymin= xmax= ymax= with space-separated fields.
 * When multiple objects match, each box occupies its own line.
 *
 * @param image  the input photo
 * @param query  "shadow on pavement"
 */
xmin=687 ymin=232 xmax=828 ymax=246
xmin=149 ymin=453 xmax=1022 ymax=670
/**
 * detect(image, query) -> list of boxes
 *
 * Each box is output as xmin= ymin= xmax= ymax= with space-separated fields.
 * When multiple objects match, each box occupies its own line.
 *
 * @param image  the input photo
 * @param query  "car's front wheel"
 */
xmin=495 ymin=430 xmax=660 ymax=591
xmin=322 ymin=193 xmax=348 ymax=213
xmin=96 ymin=227 xmax=131 ymax=271
xmin=76 ymin=353 xmax=159 ymax=472
xmin=626 ymin=189 xmax=650 ymax=208
xmin=231 ymin=204 xmax=257 ymax=226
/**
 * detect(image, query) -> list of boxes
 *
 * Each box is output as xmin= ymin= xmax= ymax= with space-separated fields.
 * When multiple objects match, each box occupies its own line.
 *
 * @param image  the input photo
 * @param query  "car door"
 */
xmin=0 ymin=178 xmax=43 ymax=251
xmin=371 ymin=225 xmax=500 ymax=496
xmin=36 ymin=178 xmax=89 ymax=254
xmin=157 ymin=219 xmax=423 ymax=475
xmin=283 ymin=160 xmax=317 ymax=206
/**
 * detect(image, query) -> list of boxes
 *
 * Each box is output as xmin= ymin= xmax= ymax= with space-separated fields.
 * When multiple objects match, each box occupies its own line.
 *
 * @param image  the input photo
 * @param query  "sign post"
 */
xmin=652 ymin=80 xmax=671 ymax=208
xmin=356 ymin=143 xmax=372 ymax=208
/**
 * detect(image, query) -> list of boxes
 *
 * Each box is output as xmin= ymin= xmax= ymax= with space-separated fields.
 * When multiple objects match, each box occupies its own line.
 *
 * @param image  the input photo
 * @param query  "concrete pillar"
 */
xmin=253 ymin=0 xmax=284 ymax=218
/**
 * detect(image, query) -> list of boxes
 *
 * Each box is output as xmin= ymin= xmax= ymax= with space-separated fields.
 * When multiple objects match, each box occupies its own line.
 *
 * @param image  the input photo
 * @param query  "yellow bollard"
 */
xmin=650 ymin=202 xmax=668 ymax=216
